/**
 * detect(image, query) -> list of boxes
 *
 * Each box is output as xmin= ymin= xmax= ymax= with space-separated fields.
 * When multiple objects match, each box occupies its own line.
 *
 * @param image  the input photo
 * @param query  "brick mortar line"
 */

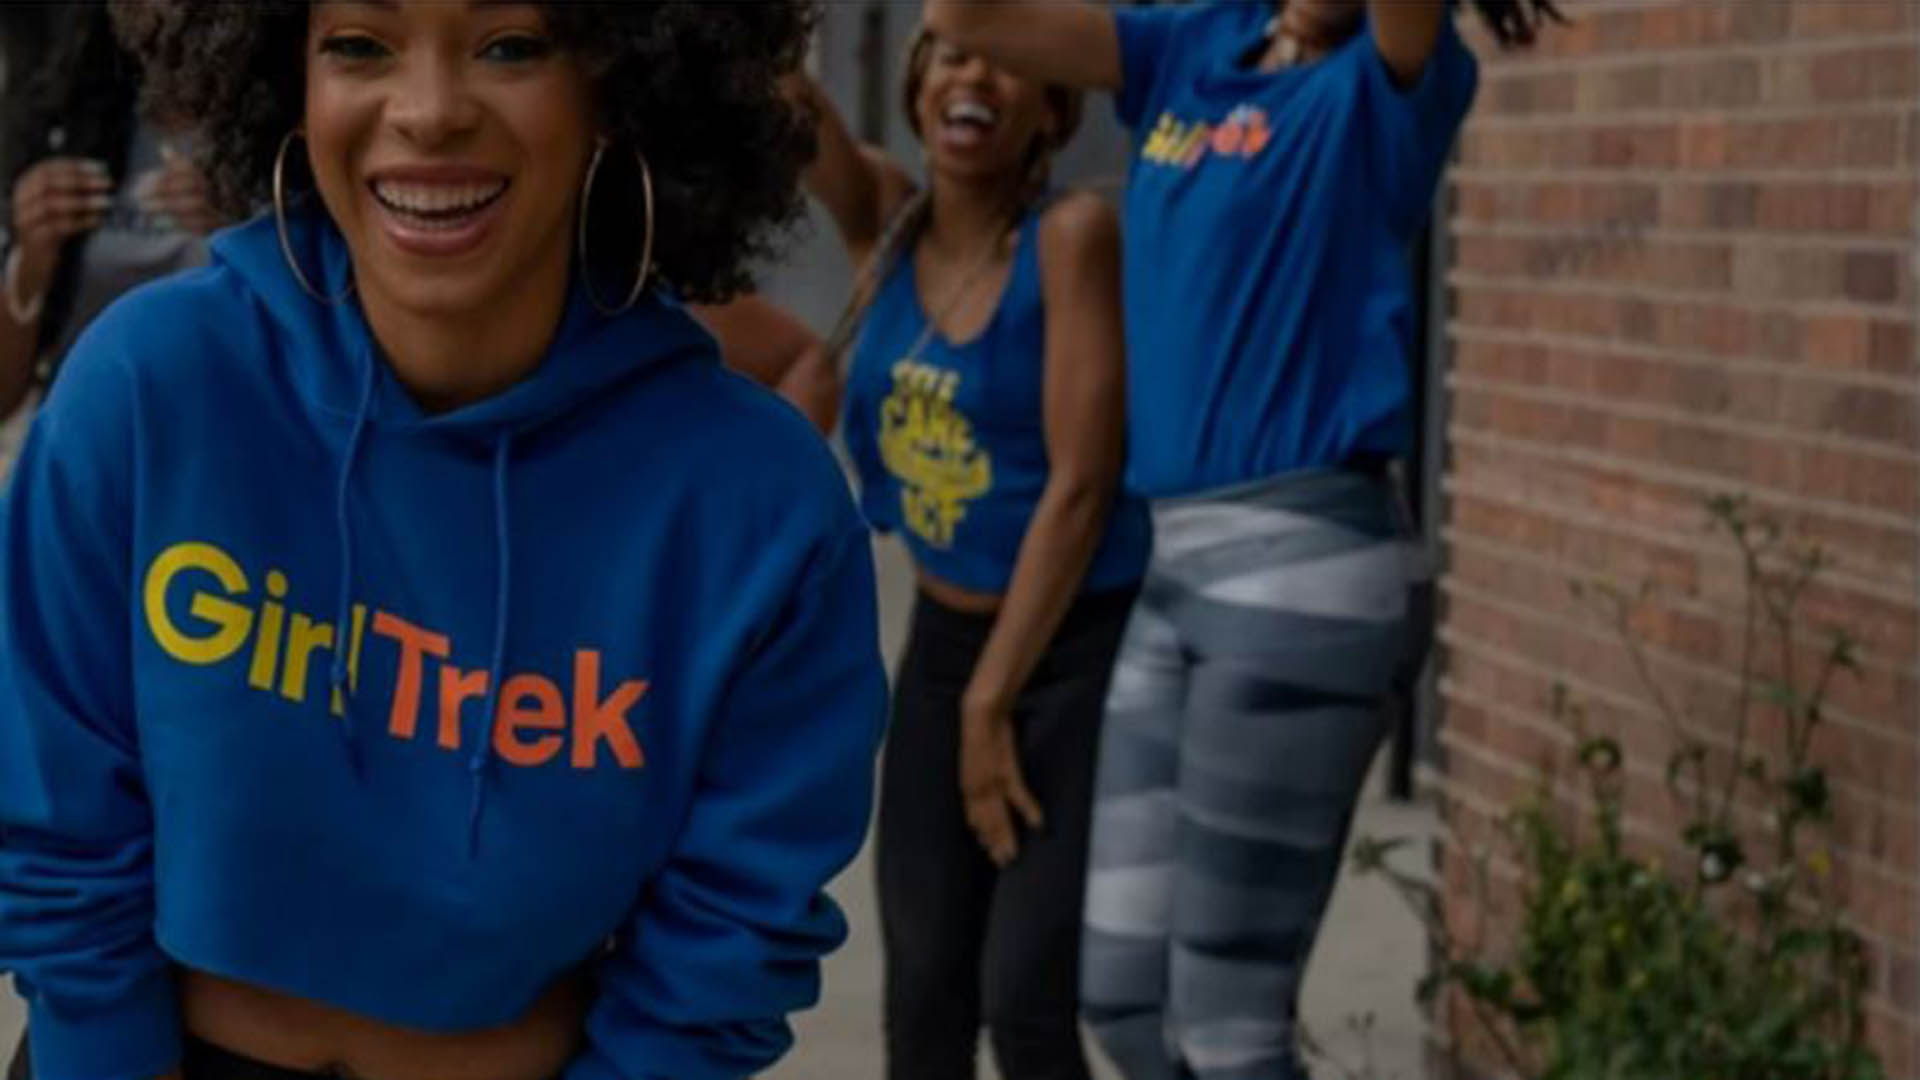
xmin=1440 ymin=627 xmax=1920 ymax=798
xmin=1450 ymin=364 xmax=1920 ymax=458
xmin=1436 ymin=680 xmax=1919 ymax=897
xmin=1447 ymin=371 xmax=1920 ymax=466
xmin=1447 ymin=269 xmax=1915 ymax=323
xmin=1441 ymin=474 xmax=1911 ymax=598
xmin=1452 ymin=220 xmax=1914 ymax=255
xmin=1440 ymin=515 xmax=1913 ymax=660
xmin=1433 ymin=740 xmax=1920 ymax=978
xmin=1443 ymin=566 xmax=1918 ymax=692
xmin=1907 ymin=117 xmax=1920 ymax=1080
xmin=1453 ymin=171 xmax=1918 ymax=190
xmin=1471 ymin=28 xmax=1920 ymax=79
xmin=1448 ymin=427 xmax=1920 ymax=534
xmin=1440 ymin=576 xmax=1915 ymax=736
xmin=1433 ymin=718 xmax=1919 ymax=943
xmin=1447 ymin=323 xmax=1918 ymax=395
xmin=1452 ymin=165 xmax=1916 ymax=184
xmin=1449 ymin=427 xmax=1920 ymax=531
xmin=1468 ymin=100 xmax=1915 ymax=133
xmin=1439 ymin=537 xmax=1918 ymax=728
xmin=1413 ymin=757 xmax=1889 ymax=957
xmin=1436 ymin=620 xmax=1919 ymax=819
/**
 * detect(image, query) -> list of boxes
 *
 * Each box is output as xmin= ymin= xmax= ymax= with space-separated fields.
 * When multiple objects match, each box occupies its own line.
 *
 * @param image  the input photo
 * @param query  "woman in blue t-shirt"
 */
xmin=920 ymin=1 xmax=1556 ymax=1077
xmin=788 ymin=31 xmax=1150 ymax=1080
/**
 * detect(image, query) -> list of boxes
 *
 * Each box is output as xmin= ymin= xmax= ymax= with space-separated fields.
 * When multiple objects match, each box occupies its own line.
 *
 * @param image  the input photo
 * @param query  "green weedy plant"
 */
xmin=1349 ymin=496 xmax=1883 ymax=1080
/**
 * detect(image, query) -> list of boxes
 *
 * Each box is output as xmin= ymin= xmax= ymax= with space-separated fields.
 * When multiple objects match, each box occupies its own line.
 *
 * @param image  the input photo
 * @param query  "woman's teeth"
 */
xmin=943 ymin=102 xmax=999 ymax=130
xmin=371 ymin=180 xmax=507 ymax=222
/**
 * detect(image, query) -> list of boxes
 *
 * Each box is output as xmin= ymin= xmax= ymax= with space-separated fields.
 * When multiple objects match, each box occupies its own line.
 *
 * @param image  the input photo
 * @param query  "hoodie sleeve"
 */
xmin=0 ymin=343 xmax=184 ymax=1080
xmin=566 ymin=521 xmax=886 ymax=1080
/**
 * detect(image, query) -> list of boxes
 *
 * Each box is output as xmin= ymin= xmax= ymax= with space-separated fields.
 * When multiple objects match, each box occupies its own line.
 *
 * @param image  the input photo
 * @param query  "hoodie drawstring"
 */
xmin=329 ymin=355 xmax=378 ymax=778
xmin=467 ymin=432 xmax=515 ymax=857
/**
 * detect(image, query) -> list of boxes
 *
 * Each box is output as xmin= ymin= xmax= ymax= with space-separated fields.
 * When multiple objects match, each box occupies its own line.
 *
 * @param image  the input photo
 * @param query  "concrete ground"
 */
xmin=0 ymin=537 xmax=1437 ymax=1079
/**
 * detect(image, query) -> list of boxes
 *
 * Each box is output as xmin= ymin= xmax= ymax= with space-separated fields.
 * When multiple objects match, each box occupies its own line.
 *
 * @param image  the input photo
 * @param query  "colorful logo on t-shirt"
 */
xmin=877 ymin=358 xmax=993 ymax=549
xmin=1140 ymin=105 xmax=1274 ymax=169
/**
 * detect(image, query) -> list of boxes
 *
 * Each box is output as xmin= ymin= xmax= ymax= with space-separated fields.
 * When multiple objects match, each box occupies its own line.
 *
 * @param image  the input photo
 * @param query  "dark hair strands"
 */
xmin=108 ymin=0 xmax=819 ymax=304
xmin=1464 ymin=0 xmax=1565 ymax=48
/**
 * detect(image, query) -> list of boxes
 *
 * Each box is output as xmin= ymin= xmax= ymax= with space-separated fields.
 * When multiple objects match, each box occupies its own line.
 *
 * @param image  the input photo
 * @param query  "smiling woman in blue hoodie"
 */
xmin=0 ymin=4 xmax=886 ymax=1080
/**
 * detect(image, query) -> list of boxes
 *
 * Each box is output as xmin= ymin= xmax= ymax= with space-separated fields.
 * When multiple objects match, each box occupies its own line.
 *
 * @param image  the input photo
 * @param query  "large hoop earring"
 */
xmin=577 ymin=140 xmax=655 ymax=317
xmin=274 ymin=131 xmax=351 ymax=305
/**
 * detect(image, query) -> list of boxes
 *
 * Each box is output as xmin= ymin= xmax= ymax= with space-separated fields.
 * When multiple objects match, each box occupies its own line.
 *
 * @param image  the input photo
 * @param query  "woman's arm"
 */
xmin=0 ymin=269 xmax=44 ymax=419
xmin=922 ymin=0 xmax=1123 ymax=91
xmin=958 ymin=192 xmax=1127 ymax=867
xmin=1372 ymin=0 xmax=1563 ymax=82
xmin=784 ymin=74 xmax=917 ymax=263
xmin=1368 ymin=0 xmax=1450 ymax=87
xmin=692 ymin=296 xmax=840 ymax=435
xmin=567 ymin=513 xmax=886 ymax=1080
xmin=0 ymin=157 xmax=118 ymax=419
xmin=0 ymin=330 xmax=182 ymax=1080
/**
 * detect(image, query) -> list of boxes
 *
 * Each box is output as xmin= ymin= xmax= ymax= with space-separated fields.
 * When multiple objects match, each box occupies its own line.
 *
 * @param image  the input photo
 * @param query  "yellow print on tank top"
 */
xmin=877 ymin=359 xmax=993 ymax=549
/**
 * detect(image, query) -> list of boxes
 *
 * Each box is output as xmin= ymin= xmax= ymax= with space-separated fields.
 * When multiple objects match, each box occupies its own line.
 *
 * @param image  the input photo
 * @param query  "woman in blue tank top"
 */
xmin=917 ymin=2 xmax=1557 ymax=1078
xmin=788 ymin=29 xmax=1149 ymax=1080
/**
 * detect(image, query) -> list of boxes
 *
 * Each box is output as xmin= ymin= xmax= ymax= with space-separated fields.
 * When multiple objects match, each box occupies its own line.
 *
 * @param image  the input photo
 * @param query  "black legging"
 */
xmin=877 ymin=585 xmax=1135 ymax=1080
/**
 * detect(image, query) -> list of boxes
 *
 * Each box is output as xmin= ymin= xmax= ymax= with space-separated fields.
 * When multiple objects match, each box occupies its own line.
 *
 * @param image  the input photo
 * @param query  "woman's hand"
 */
xmin=134 ymin=147 xmax=223 ymax=236
xmin=959 ymin=692 xmax=1043 ymax=868
xmin=9 ymin=157 xmax=114 ymax=296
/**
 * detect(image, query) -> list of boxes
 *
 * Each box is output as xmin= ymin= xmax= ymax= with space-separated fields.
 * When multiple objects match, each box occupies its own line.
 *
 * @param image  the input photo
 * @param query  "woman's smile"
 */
xmin=364 ymin=164 xmax=512 ymax=258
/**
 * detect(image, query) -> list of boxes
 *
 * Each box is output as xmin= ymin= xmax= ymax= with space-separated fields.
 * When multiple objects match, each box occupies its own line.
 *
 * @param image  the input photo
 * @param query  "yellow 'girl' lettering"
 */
xmin=145 ymin=541 xmax=254 ymax=665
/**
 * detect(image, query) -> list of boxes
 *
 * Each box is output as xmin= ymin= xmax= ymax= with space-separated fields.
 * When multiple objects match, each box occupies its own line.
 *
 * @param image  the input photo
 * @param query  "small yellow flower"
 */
xmin=1807 ymin=851 xmax=1832 ymax=879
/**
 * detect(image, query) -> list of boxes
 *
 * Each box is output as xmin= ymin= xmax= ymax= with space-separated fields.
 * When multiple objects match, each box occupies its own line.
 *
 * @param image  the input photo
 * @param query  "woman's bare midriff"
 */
xmin=916 ymin=568 xmax=1002 ymax=616
xmin=180 ymin=968 xmax=590 ymax=1080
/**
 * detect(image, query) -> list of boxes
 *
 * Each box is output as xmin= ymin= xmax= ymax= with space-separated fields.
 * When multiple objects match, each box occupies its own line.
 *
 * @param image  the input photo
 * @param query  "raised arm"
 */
xmin=784 ymin=74 xmax=917 ymax=263
xmin=1368 ymin=0 xmax=1449 ymax=87
xmin=922 ymin=0 xmax=1123 ymax=91
xmin=692 ymin=296 xmax=839 ymax=435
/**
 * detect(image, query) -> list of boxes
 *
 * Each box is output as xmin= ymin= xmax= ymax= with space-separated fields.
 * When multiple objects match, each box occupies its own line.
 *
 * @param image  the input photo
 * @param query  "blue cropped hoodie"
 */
xmin=0 ymin=210 xmax=887 ymax=1080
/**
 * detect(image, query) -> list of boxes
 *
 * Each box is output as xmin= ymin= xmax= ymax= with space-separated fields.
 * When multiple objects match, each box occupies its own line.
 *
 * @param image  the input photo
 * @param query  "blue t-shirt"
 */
xmin=844 ymin=206 xmax=1152 ymax=594
xmin=1112 ymin=2 xmax=1478 ymax=497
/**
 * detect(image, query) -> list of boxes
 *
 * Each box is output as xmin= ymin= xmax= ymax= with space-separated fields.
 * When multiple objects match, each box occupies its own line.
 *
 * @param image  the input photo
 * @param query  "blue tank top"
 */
xmin=844 ymin=206 xmax=1151 ymax=594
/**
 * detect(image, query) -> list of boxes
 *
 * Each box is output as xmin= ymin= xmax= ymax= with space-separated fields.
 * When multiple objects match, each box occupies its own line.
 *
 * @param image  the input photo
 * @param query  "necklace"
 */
xmin=818 ymin=190 xmax=1022 ymax=370
xmin=903 ymin=220 xmax=1013 ymax=362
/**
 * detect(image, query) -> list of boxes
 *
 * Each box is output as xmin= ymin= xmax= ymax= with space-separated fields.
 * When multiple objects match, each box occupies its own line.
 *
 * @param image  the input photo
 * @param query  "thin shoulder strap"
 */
xmin=819 ymin=188 xmax=931 ymax=368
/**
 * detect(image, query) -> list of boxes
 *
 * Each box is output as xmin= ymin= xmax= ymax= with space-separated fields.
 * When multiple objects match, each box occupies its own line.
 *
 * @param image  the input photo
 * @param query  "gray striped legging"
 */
xmin=1081 ymin=468 xmax=1412 ymax=1080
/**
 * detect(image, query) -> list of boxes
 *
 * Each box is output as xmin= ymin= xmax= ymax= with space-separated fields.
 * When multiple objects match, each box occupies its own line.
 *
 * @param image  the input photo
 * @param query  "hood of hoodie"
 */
xmin=207 ymin=205 xmax=726 ymax=855
xmin=210 ymin=203 xmax=718 ymax=443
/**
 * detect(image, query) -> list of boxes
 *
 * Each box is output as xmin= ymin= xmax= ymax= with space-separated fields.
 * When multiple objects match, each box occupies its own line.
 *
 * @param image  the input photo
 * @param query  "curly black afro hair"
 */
xmin=109 ymin=1 xmax=818 ymax=303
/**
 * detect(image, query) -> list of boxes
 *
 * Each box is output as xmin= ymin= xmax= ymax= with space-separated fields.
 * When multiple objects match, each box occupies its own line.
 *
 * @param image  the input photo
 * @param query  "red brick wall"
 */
xmin=1436 ymin=1 xmax=1918 ymax=1074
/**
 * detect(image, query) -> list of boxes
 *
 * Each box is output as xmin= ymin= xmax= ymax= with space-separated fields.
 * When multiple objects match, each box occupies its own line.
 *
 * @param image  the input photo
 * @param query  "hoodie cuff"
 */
xmin=24 ymin=975 xmax=183 ymax=1080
